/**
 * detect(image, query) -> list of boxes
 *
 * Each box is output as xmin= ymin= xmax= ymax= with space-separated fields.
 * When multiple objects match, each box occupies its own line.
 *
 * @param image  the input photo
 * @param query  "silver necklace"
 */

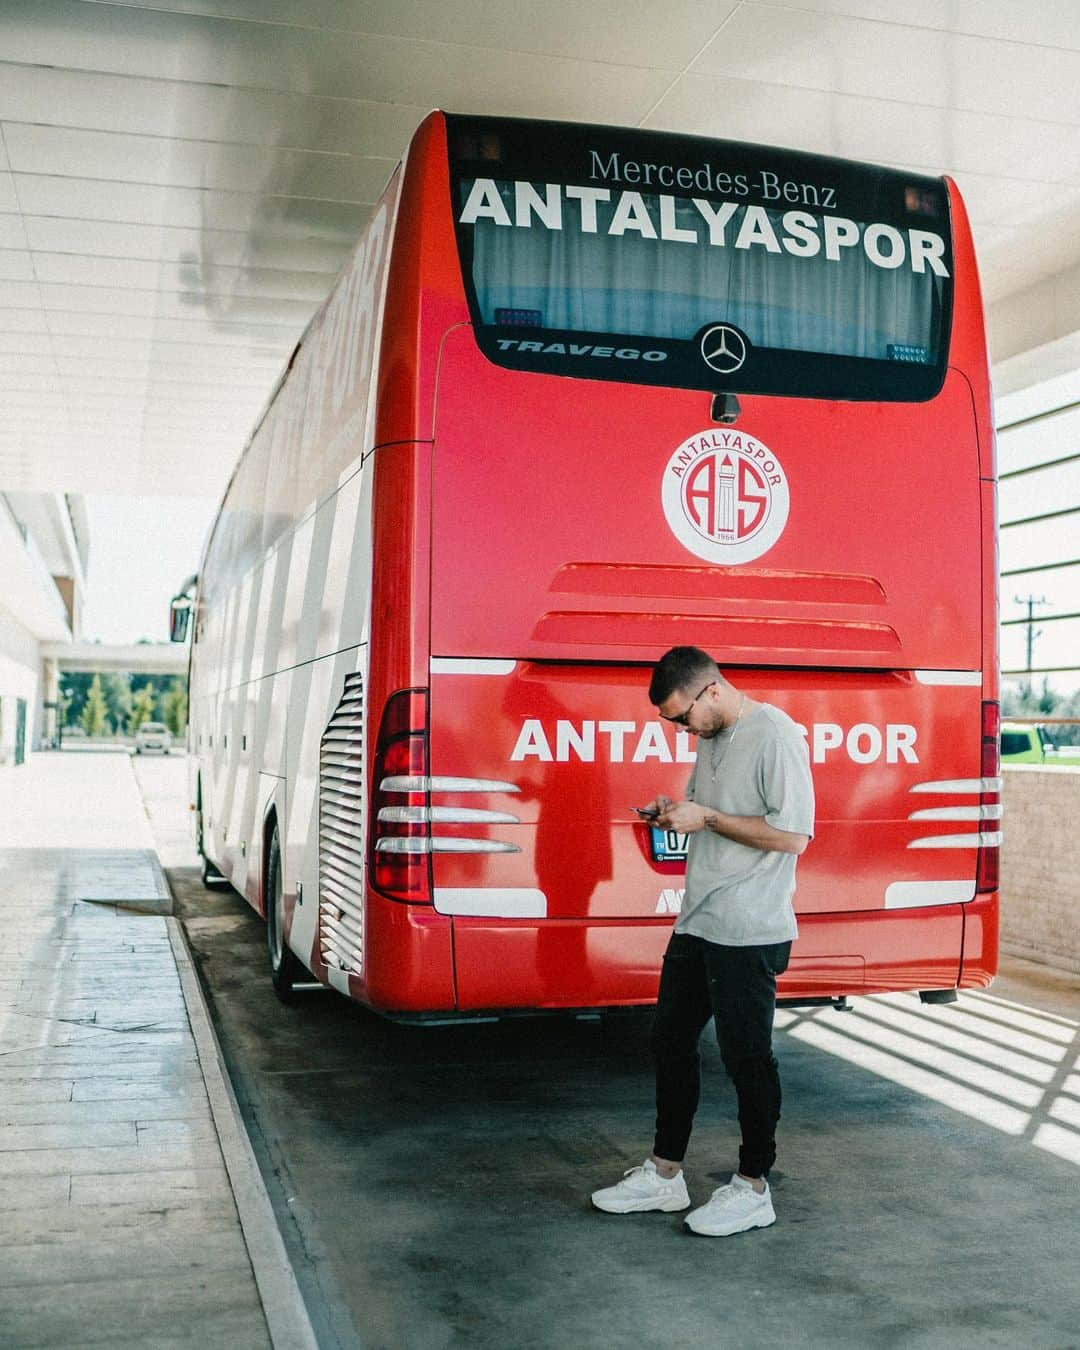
xmin=710 ymin=694 xmax=747 ymax=781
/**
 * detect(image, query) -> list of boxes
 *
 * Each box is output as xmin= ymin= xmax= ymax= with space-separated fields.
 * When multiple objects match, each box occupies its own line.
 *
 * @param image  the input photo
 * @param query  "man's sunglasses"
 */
xmin=661 ymin=681 xmax=717 ymax=727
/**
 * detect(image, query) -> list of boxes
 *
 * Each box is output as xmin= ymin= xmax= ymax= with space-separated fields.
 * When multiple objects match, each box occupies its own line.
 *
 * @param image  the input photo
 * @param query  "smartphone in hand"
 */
xmin=632 ymin=805 xmax=660 ymax=819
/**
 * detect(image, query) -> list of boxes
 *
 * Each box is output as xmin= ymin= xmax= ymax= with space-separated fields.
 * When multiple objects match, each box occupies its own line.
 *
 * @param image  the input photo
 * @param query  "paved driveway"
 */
xmin=137 ymin=754 xmax=1080 ymax=1350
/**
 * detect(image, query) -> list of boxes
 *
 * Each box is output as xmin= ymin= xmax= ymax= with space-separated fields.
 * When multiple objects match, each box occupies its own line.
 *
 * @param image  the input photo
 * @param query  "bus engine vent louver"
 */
xmin=318 ymin=673 xmax=366 ymax=979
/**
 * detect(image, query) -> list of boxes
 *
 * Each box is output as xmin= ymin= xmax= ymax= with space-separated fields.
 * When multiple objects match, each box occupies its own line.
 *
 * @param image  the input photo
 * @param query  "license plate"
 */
xmin=650 ymin=827 xmax=689 ymax=862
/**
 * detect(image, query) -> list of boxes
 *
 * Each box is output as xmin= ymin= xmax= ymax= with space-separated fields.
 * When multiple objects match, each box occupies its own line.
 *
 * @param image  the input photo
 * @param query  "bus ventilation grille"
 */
xmin=318 ymin=672 xmax=366 ymax=978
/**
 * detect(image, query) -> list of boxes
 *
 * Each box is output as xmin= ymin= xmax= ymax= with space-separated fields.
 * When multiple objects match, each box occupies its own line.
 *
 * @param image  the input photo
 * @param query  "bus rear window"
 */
xmin=448 ymin=116 xmax=953 ymax=402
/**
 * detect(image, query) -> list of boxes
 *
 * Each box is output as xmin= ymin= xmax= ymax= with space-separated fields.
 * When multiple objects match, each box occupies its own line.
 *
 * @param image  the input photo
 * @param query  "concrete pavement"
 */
xmin=0 ymin=748 xmax=314 ymax=1349
xmin=7 ymin=747 xmax=1079 ymax=1348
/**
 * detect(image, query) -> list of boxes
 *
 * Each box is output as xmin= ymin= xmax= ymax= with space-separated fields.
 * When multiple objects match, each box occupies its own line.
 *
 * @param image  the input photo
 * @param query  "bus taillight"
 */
xmin=977 ymin=700 xmax=1001 ymax=894
xmin=371 ymin=689 xmax=432 ymax=904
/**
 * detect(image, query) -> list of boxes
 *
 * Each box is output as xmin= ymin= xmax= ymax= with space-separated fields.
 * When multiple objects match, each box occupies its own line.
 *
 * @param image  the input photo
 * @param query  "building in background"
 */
xmin=0 ymin=492 xmax=86 ymax=765
xmin=996 ymin=371 xmax=1080 ymax=706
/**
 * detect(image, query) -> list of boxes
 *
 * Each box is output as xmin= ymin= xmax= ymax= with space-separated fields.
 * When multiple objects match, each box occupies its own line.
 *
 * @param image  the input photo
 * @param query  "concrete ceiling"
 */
xmin=4 ymin=0 xmax=1080 ymax=500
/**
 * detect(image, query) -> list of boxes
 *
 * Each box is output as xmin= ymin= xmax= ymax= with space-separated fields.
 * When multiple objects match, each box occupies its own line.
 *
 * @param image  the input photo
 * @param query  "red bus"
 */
xmin=177 ymin=112 xmax=999 ymax=1015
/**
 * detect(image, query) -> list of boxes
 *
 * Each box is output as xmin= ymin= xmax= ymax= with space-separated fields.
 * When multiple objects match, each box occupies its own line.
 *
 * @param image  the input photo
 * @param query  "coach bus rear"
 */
xmin=189 ymin=113 xmax=996 ymax=1016
xmin=350 ymin=112 xmax=997 ymax=1015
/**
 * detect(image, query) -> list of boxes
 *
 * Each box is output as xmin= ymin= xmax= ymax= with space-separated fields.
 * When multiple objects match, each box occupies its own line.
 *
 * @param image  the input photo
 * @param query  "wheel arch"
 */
xmin=260 ymin=800 xmax=280 ymax=922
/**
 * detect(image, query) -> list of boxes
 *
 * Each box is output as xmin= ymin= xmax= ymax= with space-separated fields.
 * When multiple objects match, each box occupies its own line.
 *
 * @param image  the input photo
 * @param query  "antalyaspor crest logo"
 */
xmin=661 ymin=429 xmax=790 ymax=563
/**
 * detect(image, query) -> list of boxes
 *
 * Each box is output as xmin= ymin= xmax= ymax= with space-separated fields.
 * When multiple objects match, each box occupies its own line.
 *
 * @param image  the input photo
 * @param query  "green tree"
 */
xmin=163 ymin=678 xmax=188 ymax=737
xmin=1002 ymin=677 xmax=1080 ymax=747
xmin=81 ymin=674 xmax=109 ymax=738
xmin=129 ymin=683 xmax=157 ymax=735
xmin=101 ymin=672 xmax=133 ymax=736
xmin=61 ymin=671 xmax=93 ymax=726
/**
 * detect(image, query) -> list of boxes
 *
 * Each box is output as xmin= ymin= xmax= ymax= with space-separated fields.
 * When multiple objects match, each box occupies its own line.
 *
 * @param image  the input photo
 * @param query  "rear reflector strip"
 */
xmin=380 ymin=775 xmax=521 ymax=794
xmin=908 ymin=831 xmax=1003 ymax=849
xmin=908 ymin=805 xmax=1003 ymax=822
xmin=913 ymin=670 xmax=982 ymax=685
xmin=376 ymin=837 xmax=521 ymax=855
xmin=370 ymin=687 xmax=432 ymax=904
xmin=433 ymin=888 xmax=547 ymax=918
xmin=430 ymin=658 xmax=517 ymax=676
xmin=378 ymin=806 xmax=521 ymax=824
xmin=910 ymin=778 xmax=1002 ymax=794
xmin=977 ymin=699 xmax=1001 ymax=894
xmin=885 ymin=881 xmax=976 ymax=908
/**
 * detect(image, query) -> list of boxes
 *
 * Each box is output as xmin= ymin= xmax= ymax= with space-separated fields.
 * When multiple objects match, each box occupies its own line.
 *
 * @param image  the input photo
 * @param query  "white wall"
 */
xmin=0 ymin=608 xmax=40 ymax=766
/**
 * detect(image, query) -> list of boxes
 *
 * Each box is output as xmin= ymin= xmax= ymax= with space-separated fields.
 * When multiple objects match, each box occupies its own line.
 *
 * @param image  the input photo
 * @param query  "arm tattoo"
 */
xmin=703 ymin=812 xmax=722 ymax=834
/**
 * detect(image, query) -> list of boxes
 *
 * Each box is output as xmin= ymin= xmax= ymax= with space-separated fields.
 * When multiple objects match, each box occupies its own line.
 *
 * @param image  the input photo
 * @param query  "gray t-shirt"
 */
xmin=677 ymin=702 xmax=815 ymax=947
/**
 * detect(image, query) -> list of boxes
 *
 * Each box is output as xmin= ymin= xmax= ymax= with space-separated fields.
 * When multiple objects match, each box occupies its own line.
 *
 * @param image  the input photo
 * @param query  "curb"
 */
xmin=167 ymin=917 xmax=320 ymax=1350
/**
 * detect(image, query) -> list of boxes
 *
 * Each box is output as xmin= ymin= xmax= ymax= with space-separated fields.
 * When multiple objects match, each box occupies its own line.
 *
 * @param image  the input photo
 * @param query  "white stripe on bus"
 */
xmin=907 ymin=831 xmax=1003 ymax=849
xmin=908 ymin=805 xmax=1002 ymax=821
xmin=433 ymin=888 xmax=548 ymax=918
xmin=913 ymin=670 xmax=982 ymax=685
xmin=431 ymin=658 xmax=517 ymax=675
xmin=884 ymin=880 xmax=976 ymax=908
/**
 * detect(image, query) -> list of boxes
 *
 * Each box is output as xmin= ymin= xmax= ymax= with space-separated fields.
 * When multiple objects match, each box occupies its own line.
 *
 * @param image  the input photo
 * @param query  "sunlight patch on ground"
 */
xmin=776 ymin=989 xmax=1080 ymax=1159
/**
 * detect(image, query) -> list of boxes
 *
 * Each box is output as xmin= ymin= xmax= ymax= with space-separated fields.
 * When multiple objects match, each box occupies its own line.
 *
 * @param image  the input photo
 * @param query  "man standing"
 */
xmin=591 ymin=646 xmax=814 ymax=1236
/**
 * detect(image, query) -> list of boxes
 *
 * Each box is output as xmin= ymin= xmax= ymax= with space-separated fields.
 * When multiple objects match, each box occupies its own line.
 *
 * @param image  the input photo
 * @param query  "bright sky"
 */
xmin=81 ymin=496 xmax=217 ymax=644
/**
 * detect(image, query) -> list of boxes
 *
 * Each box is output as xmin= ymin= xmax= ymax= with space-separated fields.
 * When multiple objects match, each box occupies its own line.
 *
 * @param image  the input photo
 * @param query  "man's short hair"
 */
xmin=648 ymin=646 xmax=723 ymax=706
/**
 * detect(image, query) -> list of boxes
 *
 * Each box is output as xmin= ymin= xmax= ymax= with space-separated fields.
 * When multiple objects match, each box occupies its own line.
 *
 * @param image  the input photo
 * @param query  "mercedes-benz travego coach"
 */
xmin=175 ymin=112 xmax=1000 ymax=1016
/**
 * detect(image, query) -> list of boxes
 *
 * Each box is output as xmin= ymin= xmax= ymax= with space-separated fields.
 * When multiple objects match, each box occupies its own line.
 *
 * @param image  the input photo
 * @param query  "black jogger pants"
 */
xmin=650 ymin=931 xmax=791 ymax=1178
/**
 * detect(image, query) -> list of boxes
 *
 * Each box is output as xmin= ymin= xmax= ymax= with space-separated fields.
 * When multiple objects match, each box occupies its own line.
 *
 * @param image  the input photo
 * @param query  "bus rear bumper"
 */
xmin=445 ymin=898 xmax=997 ymax=1011
xmin=349 ymin=893 xmax=998 ymax=1014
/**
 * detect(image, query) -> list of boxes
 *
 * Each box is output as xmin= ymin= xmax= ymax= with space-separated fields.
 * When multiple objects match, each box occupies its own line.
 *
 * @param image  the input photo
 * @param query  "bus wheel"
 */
xmin=266 ymin=826 xmax=301 ymax=1003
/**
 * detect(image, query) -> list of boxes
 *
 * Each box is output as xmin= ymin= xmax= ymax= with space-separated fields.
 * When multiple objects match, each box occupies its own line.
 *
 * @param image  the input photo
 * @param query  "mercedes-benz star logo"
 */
xmin=700 ymin=325 xmax=748 ymax=374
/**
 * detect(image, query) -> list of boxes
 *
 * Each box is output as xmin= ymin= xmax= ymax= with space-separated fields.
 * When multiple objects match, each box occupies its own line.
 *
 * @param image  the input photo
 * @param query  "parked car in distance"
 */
xmin=1001 ymin=723 xmax=1051 ymax=763
xmin=1001 ymin=723 xmax=1080 ymax=766
xmin=134 ymin=722 xmax=172 ymax=754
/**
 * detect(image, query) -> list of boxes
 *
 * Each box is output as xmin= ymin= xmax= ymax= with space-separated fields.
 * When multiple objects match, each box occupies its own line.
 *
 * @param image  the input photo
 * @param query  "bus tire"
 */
xmin=266 ymin=826 xmax=301 ymax=1003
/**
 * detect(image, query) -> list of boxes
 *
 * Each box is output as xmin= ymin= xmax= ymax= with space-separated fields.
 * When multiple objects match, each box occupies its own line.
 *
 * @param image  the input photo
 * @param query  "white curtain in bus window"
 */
xmin=466 ymin=182 xmax=942 ymax=362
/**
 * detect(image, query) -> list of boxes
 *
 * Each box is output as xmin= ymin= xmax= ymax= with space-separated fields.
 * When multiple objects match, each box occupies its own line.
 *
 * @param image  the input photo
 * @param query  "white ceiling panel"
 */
xmin=0 ymin=1 xmax=673 ymax=119
xmin=752 ymin=0 xmax=1080 ymax=50
xmin=2 ymin=124 xmax=395 ymax=203
xmin=0 ymin=373 xmax=62 ymax=393
xmin=0 ymin=308 xmax=48 ymax=335
xmin=38 ymin=311 xmax=301 ymax=348
xmin=693 ymin=8 xmax=1080 ymax=127
xmin=12 ymin=175 xmax=370 ymax=240
xmin=0 ymin=339 xmax=54 ymax=361
xmin=1 ymin=2 xmax=1080 ymax=500
xmin=95 ymin=0 xmax=737 ymax=69
xmin=0 ymin=217 xmax=28 ymax=248
xmin=0 ymin=252 xmax=35 ymax=282
xmin=0 ymin=63 xmax=423 ymax=159
xmin=50 ymin=358 xmax=283 ymax=384
xmin=25 ymin=284 xmax=318 ymax=329
xmin=0 ymin=280 xmax=39 ymax=307
xmin=47 ymin=339 xmax=288 ymax=369
xmin=32 ymin=254 xmax=335 ymax=302
xmin=19 ymin=215 xmax=351 ymax=275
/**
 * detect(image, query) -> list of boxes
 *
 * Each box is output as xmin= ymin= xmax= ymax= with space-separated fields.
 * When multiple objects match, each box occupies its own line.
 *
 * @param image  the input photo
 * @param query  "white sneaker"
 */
xmin=591 ymin=1159 xmax=691 ymax=1214
xmin=684 ymin=1174 xmax=776 ymax=1236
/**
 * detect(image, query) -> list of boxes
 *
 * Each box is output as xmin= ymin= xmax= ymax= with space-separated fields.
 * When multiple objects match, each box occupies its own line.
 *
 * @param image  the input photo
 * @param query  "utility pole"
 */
xmin=1014 ymin=594 xmax=1049 ymax=699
